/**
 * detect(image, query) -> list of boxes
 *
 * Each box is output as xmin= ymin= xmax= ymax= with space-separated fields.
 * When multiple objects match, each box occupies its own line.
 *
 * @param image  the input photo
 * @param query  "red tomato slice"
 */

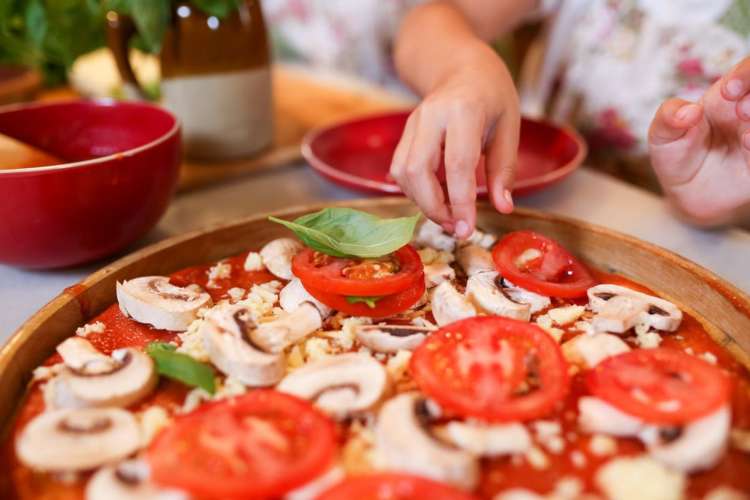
xmin=303 ymin=278 xmax=426 ymax=318
xmin=587 ymin=348 xmax=731 ymax=425
xmin=492 ymin=230 xmax=596 ymax=298
xmin=410 ymin=316 xmax=570 ymax=422
xmin=317 ymin=473 xmax=478 ymax=500
xmin=292 ymin=245 xmax=424 ymax=297
xmin=148 ymin=390 xmax=337 ymax=499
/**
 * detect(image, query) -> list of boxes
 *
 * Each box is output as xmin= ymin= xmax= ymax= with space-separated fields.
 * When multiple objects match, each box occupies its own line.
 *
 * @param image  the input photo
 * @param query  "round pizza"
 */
xmin=2 ymin=209 xmax=749 ymax=500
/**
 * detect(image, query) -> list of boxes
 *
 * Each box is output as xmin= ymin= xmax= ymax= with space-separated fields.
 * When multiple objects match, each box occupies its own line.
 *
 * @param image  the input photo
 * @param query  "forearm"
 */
xmin=394 ymin=1 xmax=535 ymax=95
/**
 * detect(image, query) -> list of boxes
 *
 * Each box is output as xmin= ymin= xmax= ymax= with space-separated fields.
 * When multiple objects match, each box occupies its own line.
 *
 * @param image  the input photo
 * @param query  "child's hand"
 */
xmin=389 ymin=46 xmax=520 ymax=238
xmin=649 ymin=57 xmax=750 ymax=226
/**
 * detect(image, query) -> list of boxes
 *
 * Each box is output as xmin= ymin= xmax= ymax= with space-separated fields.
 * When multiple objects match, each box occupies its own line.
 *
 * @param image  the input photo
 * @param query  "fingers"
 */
xmin=648 ymin=98 xmax=703 ymax=147
xmin=444 ymin=110 xmax=483 ymax=238
xmin=485 ymin=107 xmax=520 ymax=214
xmin=720 ymin=57 xmax=750 ymax=122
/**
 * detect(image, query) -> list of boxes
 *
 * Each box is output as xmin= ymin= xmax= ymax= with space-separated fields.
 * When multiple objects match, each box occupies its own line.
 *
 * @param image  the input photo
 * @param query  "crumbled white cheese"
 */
xmin=286 ymin=344 xmax=305 ymax=371
xmin=411 ymin=316 xmax=436 ymax=329
xmin=548 ymin=306 xmax=585 ymax=326
xmin=596 ymin=455 xmax=685 ymax=500
xmin=570 ymin=450 xmax=587 ymax=469
xmin=532 ymin=420 xmax=562 ymax=439
xmin=338 ymin=316 xmax=371 ymax=350
xmin=493 ymin=489 xmax=544 ymax=500
xmin=635 ymin=327 xmax=662 ymax=349
xmin=217 ymin=376 xmax=247 ymax=399
xmin=589 ymin=434 xmax=618 ymax=456
xmin=75 ymin=321 xmax=105 ymax=337
xmin=701 ymin=352 xmax=718 ymax=365
xmin=32 ymin=363 xmax=65 ymax=382
xmin=206 ymin=260 xmax=232 ymax=288
xmin=684 ymin=347 xmax=695 ymax=355
xmin=305 ymin=337 xmax=333 ymax=363
xmin=386 ymin=350 xmax=413 ymax=382
xmin=525 ymin=446 xmax=549 ymax=470
xmin=553 ymin=477 xmax=583 ymax=500
xmin=243 ymin=251 xmax=264 ymax=271
xmin=176 ymin=318 xmax=210 ymax=362
xmin=574 ymin=320 xmax=596 ymax=336
xmin=227 ymin=287 xmax=246 ymax=302
xmin=236 ymin=280 xmax=282 ymax=321
xmin=465 ymin=229 xmax=497 ymax=249
xmin=417 ymin=247 xmax=454 ymax=265
xmin=535 ymin=314 xmax=564 ymax=342
xmin=181 ymin=387 xmax=210 ymax=414
xmin=704 ymin=486 xmax=748 ymax=500
xmin=516 ymin=248 xmax=542 ymax=267
xmin=180 ymin=376 xmax=247 ymax=414
xmin=137 ymin=405 xmax=170 ymax=446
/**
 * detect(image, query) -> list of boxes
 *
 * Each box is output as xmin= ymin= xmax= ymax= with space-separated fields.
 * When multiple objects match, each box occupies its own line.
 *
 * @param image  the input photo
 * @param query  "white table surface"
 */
xmin=2 ymin=164 xmax=750 ymax=345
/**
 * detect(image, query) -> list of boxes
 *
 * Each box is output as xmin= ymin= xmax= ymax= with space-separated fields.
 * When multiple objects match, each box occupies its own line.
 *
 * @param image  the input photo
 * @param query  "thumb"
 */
xmin=648 ymin=98 xmax=702 ymax=147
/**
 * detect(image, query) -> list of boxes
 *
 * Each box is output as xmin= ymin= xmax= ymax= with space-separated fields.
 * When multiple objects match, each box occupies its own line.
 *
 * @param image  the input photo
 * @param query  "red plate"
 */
xmin=302 ymin=110 xmax=587 ymax=197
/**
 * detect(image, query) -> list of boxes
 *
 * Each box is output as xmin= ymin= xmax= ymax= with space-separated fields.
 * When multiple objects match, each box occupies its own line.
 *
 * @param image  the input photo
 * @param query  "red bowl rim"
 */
xmin=301 ymin=110 xmax=588 ymax=194
xmin=0 ymin=98 xmax=181 ymax=176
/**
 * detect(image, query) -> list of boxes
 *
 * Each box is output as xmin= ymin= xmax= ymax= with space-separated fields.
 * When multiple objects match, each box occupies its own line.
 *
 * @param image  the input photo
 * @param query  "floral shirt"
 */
xmin=263 ymin=0 xmax=750 ymax=154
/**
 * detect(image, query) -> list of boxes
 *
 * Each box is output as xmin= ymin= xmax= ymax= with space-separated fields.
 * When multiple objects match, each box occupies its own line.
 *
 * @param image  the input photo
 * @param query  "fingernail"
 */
xmin=455 ymin=220 xmax=470 ymax=238
xmin=503 ymin=189 xmax=514 ymax=209
xmin=676 ymin=104 xmax=699 ymax=121
xmin=726 ymin=79 xmax=743 ymax=98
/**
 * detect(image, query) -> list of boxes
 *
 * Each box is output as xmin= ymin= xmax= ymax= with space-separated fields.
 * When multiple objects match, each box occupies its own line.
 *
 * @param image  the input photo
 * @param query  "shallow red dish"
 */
xmin=302 ymin=111 xmax=587 ymax=197
xmin=0 ymin=100 xmax=181 ymax=269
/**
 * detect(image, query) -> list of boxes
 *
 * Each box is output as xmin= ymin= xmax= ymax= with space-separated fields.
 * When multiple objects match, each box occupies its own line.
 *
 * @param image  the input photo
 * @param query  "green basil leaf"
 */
xmin=345 ymin=295 xmax=383 ymax=309
xmin=191 ymin=0 xmax=241 ymax=18
xmin=129 ymin=0 xmax=170 ymax=53
xmin=269 ymin=208 xmax=421 ymax=258
xmin=146 ymin=342 xmax=216 ymax=394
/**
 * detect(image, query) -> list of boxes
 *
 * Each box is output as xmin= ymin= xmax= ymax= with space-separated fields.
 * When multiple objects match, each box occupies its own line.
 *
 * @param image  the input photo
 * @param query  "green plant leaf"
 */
xmin=345 ymin=295 xmax=383 ymax=309
xmin=146 ymin=342 xmax=216 ymax=394
xmin=128 ymin=0 xmax=170 ymax=53
xmin=269 ymin=208 xmax=421 ymax=258
xmin=191 ymin=0 xmax=241 ymax=18
xmin=24 ymin=0 xmax=46 ymax=47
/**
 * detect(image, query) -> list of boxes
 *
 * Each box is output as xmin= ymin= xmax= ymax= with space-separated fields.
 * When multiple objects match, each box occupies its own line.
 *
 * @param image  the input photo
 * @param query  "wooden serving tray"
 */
xmin=2 ymin=199 xmax=750 ymax=438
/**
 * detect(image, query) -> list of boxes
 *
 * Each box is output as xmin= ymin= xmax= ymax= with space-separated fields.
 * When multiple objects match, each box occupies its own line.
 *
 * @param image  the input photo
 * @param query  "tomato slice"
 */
xmin=148 ymin=390 xmax=337 ymax=499
xmin=410 ymin=316 xmax=569 ymax=422
xmin=492 ymin=230 xmax=596 ymax=298
xmin=292 ymin=245 xmax=424 ymax=297
xmin=587 ymin=348 xmax=730 ymax=425
xmin=317 ymin=473 xmax=478 ymax=500
xmin=303 ymin=277 xmax=426 ymax=318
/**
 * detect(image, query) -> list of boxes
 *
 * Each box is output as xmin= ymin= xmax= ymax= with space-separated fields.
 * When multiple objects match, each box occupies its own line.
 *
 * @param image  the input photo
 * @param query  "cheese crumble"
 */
xmin=206 ymin=260 xmax=232 ymax=288
xmin=596 ymin=455 xmax=685 ymax=500
xmin=243 ymin=251 xmax=264 ymax=271
xmin=75 ymin=321 xmax=105 ymax=337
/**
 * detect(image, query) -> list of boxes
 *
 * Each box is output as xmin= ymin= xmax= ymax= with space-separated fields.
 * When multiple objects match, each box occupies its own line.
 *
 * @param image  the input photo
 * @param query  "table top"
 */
xmin=2 ymin=163 xmax=750 ymax=345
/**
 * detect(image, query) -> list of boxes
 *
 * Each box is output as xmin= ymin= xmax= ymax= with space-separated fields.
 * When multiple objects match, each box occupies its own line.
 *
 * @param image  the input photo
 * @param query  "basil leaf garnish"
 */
xmin=146 ymin=342 xmax=216 ymax=394
xmin=269 ymin=208 xmax=420 ymax=258
xmin=345 ymin=295 xmax=383 ymax=309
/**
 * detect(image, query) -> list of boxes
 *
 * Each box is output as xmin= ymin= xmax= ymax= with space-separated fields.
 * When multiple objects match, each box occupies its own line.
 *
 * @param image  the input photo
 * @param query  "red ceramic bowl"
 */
xmin=0 ymin=100 xmax=181 ymax=269
xmin=302 ymin=111 xmax=587 ymax=197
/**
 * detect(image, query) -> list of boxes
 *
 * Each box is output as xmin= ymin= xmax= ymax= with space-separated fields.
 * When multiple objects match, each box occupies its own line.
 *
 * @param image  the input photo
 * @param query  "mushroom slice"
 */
xmin=456 ymin=244 xmax=495 ymax=277
xmin=498 ymin=278 xmax=551 ymax=314
xmin=561 ymin=333 xmax=631 ymax=369
xmin=86 ymin=459 xmax=187 ymax=500
xmin=279 ymin=278 xmax=332 ymax=317
xmin=588 ymin=284 xmax=682 ymax=334
xmin=277 ymin=353 xmax=388 ymax=419
xmin=260 ymin=238 xmax=303 ymax=280
xmin=466 ymin=271 xmax=531 ymax=321
xmin=16 ymin=408 xmax=140 ymax=472
xmin=423 ymin=261 xmax=456 ymax=289
xmin=439 ymin=421 xmax=531 ymax=457
xmin=640 ymin=405 xmax=731 ymax=473
xmin=374 ymin=392 xmax=479 ymax=490
xmin=431 ymin=281 xmax=477 ymax=327
xmin=250 ymin=303 xmax=323 ymax=353
xmin=355 ymin=324 xmax=434 ymax=353
xmin=200 ymin=304 xmax=285 ymax=387
xmin=52 ymin=339 xmax=157 ymax=409
xmin=117 ymin=276 xmax=211 ymax=332
xmin=414 ymin=220 xmax=456 ymax=252
xmin=578 ymin=396 xmax=643 ymax=437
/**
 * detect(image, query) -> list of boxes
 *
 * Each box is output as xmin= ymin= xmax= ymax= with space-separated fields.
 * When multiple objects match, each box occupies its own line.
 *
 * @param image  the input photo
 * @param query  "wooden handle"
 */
xmin=105 ymin=11 xmax=149 ymax=99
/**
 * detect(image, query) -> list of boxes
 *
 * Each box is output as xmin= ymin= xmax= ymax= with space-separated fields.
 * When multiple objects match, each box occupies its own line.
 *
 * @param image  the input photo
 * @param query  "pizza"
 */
xmin=2 ymin=209 xmax=750 ymax=500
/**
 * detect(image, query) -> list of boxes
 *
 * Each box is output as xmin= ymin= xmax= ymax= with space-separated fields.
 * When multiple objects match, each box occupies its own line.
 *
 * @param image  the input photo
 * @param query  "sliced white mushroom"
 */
xmin=374 ymin=392 xmax=479 ymax=490
xmin=499 ymin=279 xmax=551 ymax=314
xmin=285 ymin=465 xmax=345 ymax=500
xmin=279 ymin=278 xmax=332 ymax=317
xmin=16 ymin=408 xmax=141 ymax=472
xmin=86 ymin=459 xmax=188 ymax=500
xmin=466 ymin=271 xmax=531 ymax=321
xmin=639 ymin=405 xmax=731 ymax=473
xmin=116 ymin=276 xmax=211 ymax=332
xmin=431 ymin=281 xmax=477 ymax=327
xmin=588 ymin=284 xmax=682 ymax=334
xmin=414 ymin=220 xmax=456 ymax=252
xmin=562 ymin=333 xmax=631 ymax=369
xmin=423 ymin=261 xmax=456 ymax=289
xmin=51 ymin=338 xmax=157 ymax=409
xmin=260 ymin=238 xmax=302 ymax=280
xmin=200 ymin=304 xmax=285 ymax=387
xmin=277 ymin=353 xmax=388 ymax=419
xmin=250 ymin=303 xmax=323 ymax=353
xmin=578 ymin=396 xmax=644 ymax=437
xmin=439 ymin=421 xmax=531 ymax=457
xmin=456 ymin=244 xmax=495 ymax=277
xmin=355 ymin=324 xmax=433 ymax=353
